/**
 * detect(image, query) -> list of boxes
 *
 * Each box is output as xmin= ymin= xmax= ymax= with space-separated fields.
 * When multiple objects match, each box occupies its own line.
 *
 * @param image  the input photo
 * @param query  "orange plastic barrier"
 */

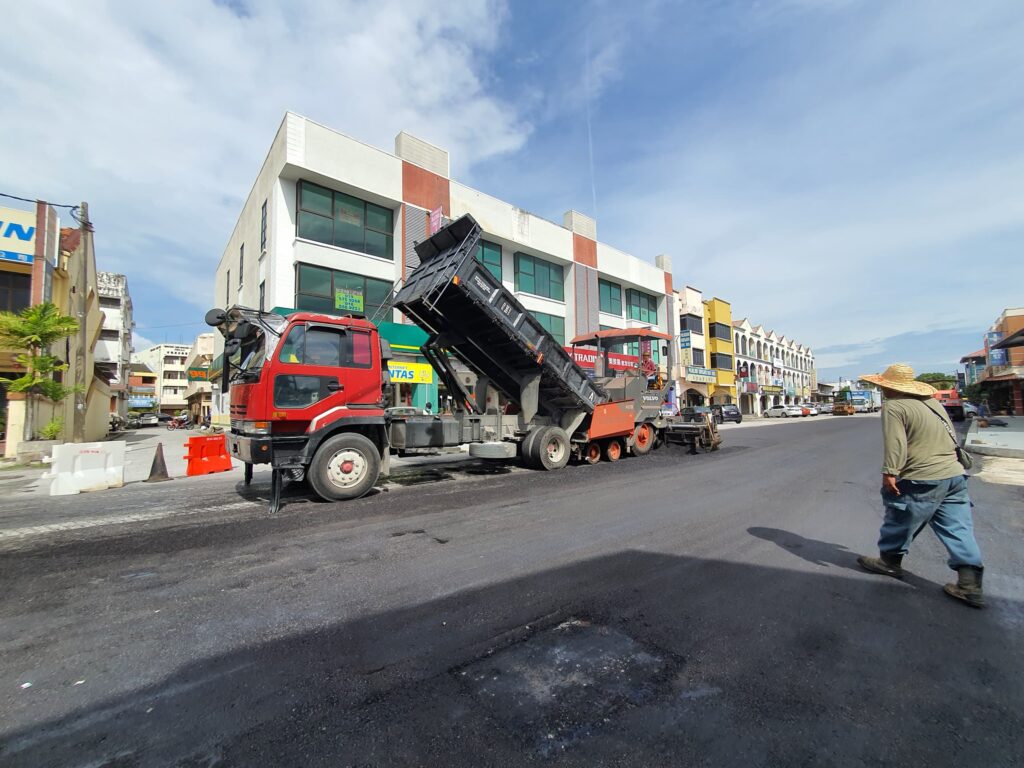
xmin=184 ymin=434 xmax=235 ymax=477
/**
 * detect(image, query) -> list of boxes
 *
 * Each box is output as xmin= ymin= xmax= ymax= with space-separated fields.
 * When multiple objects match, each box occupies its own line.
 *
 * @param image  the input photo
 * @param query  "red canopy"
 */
xmin=570 ymin=328 xmax=673 ymax=345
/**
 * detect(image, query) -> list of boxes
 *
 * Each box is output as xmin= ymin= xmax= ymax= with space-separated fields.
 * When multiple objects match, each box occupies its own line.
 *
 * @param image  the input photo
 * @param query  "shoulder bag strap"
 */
xmin=922 ymin=398 xmax=960 ymax=448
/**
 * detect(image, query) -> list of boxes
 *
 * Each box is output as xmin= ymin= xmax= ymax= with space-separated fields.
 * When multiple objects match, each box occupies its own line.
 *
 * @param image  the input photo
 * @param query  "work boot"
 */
xmin=943 ymin=566 xmax=985 ymax=608
xmin=857 ymin=551 xmax=905 ymax=579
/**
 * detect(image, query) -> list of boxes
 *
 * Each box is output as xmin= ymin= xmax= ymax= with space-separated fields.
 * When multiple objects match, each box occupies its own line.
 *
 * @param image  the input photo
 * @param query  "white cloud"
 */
xmin=0 ymin=0 xmax=527 ymax=312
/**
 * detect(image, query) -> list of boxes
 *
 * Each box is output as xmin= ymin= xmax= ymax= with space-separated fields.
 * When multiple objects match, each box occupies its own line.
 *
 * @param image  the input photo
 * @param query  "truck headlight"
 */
xmin=240 ymin=420 xmax=271 ymax=435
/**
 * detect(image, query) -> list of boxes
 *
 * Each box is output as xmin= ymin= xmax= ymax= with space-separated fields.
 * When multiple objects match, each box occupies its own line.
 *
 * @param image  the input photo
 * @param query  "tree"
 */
xmin=915 ymin=372 xmax=957 ymax=389
xmin=0 ymin=302 xmax=80 ymax=441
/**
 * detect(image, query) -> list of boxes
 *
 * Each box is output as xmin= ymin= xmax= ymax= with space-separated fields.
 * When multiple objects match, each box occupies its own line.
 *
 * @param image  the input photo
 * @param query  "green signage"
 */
xmin=335 ymin=288 xmax=364 ymax=312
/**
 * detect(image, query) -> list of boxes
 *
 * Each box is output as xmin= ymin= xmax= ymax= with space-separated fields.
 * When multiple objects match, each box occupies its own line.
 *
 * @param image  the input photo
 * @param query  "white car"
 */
xmin=800 ymin=403 xmax=819 ymax=416
xmin=963 ymin=402 xmax=979 ymax=417
xmin=764 ymin=404 xmax=805 ymax=418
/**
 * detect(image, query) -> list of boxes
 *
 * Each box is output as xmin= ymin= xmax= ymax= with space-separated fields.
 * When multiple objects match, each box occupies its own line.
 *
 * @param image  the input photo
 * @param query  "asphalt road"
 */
xmin=1 ymin=415 xmax=1022 ymax=767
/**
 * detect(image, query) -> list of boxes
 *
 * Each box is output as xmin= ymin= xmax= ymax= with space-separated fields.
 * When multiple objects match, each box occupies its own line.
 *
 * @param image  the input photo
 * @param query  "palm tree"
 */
xmin=0 ymin=302 xmax=80 ymax=441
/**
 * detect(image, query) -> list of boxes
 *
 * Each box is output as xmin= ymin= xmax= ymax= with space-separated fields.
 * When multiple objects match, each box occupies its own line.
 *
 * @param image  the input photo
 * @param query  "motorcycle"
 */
xmin=167 ymin=417 xmax=194 ymax=430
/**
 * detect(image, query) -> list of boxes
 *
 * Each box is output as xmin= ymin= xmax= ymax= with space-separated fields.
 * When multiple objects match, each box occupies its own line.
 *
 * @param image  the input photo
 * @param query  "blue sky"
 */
xmin=2 ymin=0 xmax=1021 ymax=381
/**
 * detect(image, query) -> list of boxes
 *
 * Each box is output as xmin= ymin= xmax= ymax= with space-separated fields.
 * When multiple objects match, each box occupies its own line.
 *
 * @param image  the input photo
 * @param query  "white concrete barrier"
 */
xmin=47 ymin=441 xmax=126 ymax=496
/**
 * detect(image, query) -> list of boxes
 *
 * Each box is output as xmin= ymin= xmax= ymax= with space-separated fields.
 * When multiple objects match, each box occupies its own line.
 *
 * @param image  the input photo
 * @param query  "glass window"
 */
xmin=0 ymin=271 xmax=31 ymax=314
xmin=691 ymin=348 xmax=705 ymax=367
xmin=626 ymin=289 xmax=658 ymax=324
xmin=476 ymin=240 xmax=502 ymax=281
xmin=297 ymin=180 xmax=394 ymax=260
xmin=711 ymin=352 xmax=733 ymax=370
xmin=295 ymin=264 xmax=393 ymax=320
xmin=680 ymin=314 xmax=703 ymax=334
xmin=238 ymin=244 xmax=244 ymax=287
xmin=277 ymin=325 xmax=372 ymax=369
xmin=709 ymin=322 xmax=732 ymax=341
xmin=530 ymin=311 xmax=565 ymax=344
xmin=599 ymin=279 xmax=622 ymax=315
xmin=515 ymin=253 xmax=563 ymax=301
xmin=259 ymin=281 xmax=265 ymax=311
xmin=260 ymin=199 xmax=267 ymax=251
xmin=225 ymin=270 xmax=230 ymax=305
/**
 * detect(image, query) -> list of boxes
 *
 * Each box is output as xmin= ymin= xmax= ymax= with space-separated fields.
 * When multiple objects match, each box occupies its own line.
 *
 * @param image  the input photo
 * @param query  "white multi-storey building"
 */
xmin=212 ymin=112 xmax=677 ymax=414
xmin=133 ymin=343 xmax=192 ymax=415
xmin=731 ymin=320 xmax=815 ymax=416
xmin=96 ymin=272 xmax=134 ymax=417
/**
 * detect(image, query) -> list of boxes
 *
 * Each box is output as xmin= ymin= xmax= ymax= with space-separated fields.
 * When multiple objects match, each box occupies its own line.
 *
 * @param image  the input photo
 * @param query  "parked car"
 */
xmin=138 ymin=413 xmax=159 ymax=427
xmin=711 ymin=403 xmax=742 ymax=424
xmin=817 ymin=403 xmax=833 ymax=414
xmin=800 ymin=403 xmax=819 ymax=416
xmin=157 ymin=413 xmax=173 ymax=423
xmin=963 ymin=402 xmax=979 ymax=418
xmin=681 ymin=406 xmax=721 ymax=425
xmin=764 ymin=404 xmax=806 ymax=418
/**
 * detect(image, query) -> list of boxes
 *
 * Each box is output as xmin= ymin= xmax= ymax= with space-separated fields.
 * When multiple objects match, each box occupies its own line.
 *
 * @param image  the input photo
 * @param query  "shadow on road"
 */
xmin=1 ymin=550 xmax=1021 ymax=767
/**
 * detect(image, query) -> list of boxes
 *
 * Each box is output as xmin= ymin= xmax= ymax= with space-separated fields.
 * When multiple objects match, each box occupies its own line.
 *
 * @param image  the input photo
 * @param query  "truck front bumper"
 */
xmin=227 ymin=433 xmax=273 ymax=464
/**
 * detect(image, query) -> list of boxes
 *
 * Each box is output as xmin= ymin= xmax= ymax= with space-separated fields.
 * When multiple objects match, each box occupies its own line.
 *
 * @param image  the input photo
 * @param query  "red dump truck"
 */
xmin=933 ymin=389 xmax=965 ymax=422
xmin=206 ymin=215 xmax=720 ymax=512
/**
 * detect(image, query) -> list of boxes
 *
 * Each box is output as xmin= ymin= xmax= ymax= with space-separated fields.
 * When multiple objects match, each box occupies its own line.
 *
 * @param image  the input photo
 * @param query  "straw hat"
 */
xmin=859 ymin=363 xmax=936 ymax=396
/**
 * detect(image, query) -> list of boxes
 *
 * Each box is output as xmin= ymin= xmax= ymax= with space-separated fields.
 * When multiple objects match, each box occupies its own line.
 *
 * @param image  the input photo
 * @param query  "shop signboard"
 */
xmin=785 ymin=386 xmax=796 ymax=395
xmin=564 ymin=346 xmax=639 ymax=373
xmin=186 ymin=367 xmax=210 ymax=381
xmin=686 ymin=366 xmax=716 ymax=384
xmin=335 ymin=288 xmax=364 ymax=313
xmin=679 ymin=348 xmax=692 ymax=366
xmin=986 ymin=331 xmax=1007 ymax=366
xmin=743 ymin=382 xmax=759 ymax=393
xmin=772 ymin=357 xmax=784 ymax=369
xmin=762 ymin=385 xmax=783 ymax=394
xmin=679 ymin=331 xmax=691 ymax=349
xmin=128 ymin=396 xmax=156 ymax=408
xmin=387 ymin=360 xmax=434 ymax=384
xmin=0 ymin=205 xmax=36 ymax=264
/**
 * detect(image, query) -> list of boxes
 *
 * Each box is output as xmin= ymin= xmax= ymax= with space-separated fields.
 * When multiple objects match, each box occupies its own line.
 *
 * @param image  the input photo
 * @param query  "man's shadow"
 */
xmin=748 ymin=527 xmax=934 ymax=589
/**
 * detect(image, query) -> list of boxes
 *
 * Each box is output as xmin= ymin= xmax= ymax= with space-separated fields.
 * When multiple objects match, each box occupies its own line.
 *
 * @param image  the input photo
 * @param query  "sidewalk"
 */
xmin=964 ymin=415 xmax=1024 ymax=458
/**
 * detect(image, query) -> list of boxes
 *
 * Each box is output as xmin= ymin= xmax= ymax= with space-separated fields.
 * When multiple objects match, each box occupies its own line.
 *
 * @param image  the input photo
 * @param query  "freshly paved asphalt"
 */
xmin=0 ymin=415 xmax=1021 ymax=767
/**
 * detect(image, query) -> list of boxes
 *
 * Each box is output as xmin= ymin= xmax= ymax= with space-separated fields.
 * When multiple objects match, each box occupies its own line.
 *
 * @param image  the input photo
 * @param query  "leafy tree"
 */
xmin=964 ymin=383 xmax=983 ymax=403
xmin=0 ymin=302 xmax=80 ymax=441
xmin=915 ymin=372 xmax=957 ymax=389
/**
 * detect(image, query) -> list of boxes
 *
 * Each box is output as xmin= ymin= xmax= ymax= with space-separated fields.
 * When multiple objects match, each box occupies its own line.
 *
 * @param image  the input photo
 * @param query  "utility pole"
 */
xmin=72 ymin=202 xmax=90 ymax=442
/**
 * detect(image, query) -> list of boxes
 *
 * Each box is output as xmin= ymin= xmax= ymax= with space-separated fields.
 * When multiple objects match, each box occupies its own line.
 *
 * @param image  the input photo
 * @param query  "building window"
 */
xmin=259 ymin=281 xmax=266 ymax=311
xmin=691 ymin=348 xmax=705 ymax=367
xmin=626 ymin=289 xmax=658 ymax=324
xmin=99 ymin=329 xmax=120 ymax=341
xmin=295 ymin=263 xmax=393 ymax=319
xmin=598 ymin=279 xmax=622 ymax=316
xmin=476 ymin=239 xmax=502 ymax=282
xmin=529 ymin=310 xmax=565 ymax=344
xmin=260 ymin=199 xmax=268 ymax=252
xmin=709 ymin=322 xmax=732 ymax=341
xmin=0 ymin=272 xmax=31 ymax=314
xmin=515 ymin=253 xmax=564 ymax=301
xmin=710 ymin=352 xmax=733 ymax=370
xmin=679 ymin=314 xmax=703 ymax=334
xmin=99 ymin=296 xmax=120 ymax=309
xmin=238 ymin=244 xmax=244 ymax=288
xmin=225 ymin=270 xmax=230 ymax=305
xmin=296 ymin=179 xmax=394 ymax=260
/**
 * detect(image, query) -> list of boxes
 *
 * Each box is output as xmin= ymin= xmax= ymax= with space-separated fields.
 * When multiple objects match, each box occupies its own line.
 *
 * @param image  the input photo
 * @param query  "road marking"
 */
xmin=0 ymin=501 xmax=258 ymax=544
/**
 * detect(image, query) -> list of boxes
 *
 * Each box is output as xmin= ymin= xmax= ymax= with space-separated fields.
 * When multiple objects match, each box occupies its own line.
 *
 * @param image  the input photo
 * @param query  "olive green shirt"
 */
xmin=881 ymin=394 xmax=962 ymax=480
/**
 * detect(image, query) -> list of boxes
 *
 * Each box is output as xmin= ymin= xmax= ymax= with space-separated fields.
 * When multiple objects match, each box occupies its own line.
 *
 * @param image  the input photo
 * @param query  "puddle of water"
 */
xmin=458 ymin=618 xmax=680 ymax=757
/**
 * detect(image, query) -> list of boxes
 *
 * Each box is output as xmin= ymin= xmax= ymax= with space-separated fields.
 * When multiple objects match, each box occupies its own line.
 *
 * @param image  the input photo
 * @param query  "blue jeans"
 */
xmin=878 ymin=475 xmax=983 ymax=569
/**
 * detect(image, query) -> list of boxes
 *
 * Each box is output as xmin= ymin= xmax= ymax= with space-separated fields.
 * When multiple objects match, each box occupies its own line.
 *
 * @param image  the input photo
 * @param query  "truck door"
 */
xmin=271 ymin=323 xmax=381 ymax=426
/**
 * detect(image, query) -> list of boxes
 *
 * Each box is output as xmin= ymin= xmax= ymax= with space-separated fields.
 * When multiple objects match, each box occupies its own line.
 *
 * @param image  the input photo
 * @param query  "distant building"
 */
xmin=127 ymin=363 xmax=158 ymax=412
xmin=960 ymin=348 xmax=986 ymax=386
xmin=96 ymin=272 xmax=133 ymax=417
xmin=977 ymin=307 xmax=1024 ymax=414
xmin=731 ymin=319 xmax=815 ymax=415
xmin=133 ymin=343 xmax=192 ymax=415
xmin=184 ymin=333 xmax=215 ymax=422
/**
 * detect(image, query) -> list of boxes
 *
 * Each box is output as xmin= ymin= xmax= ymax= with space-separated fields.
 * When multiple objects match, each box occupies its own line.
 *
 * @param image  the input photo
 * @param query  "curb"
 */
xmin=965 ymin=445 xmax=1024 ymax=459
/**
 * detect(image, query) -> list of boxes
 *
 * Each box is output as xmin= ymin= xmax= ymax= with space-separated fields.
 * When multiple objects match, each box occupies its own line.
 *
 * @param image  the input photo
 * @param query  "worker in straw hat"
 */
xmin=856 ymin=363 xmax=984 ymax=608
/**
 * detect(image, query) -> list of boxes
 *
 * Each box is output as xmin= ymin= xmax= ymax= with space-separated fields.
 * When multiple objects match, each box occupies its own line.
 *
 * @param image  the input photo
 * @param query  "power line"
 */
xmin=0 ymin=191 xmax=86 ymax=224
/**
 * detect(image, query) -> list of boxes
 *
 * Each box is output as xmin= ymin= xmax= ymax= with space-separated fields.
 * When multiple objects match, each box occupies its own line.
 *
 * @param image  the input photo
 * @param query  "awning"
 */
xmin=570 ymin=328 xmax=672 ymax=345
xmin=959 ymin=348 xmax=987 ymax=362
xmin=980 ymin=373 xmax=1022 ymax=383
xmin=993 ymin=328 xmax=1024 ymax=350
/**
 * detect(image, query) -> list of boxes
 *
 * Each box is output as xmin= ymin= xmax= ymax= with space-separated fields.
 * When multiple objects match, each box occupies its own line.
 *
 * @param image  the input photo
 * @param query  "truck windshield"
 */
xmin=852 ymin=398 xmax=866 ymax=405
xmin=230 ymin=329 xmax=268 ymax=381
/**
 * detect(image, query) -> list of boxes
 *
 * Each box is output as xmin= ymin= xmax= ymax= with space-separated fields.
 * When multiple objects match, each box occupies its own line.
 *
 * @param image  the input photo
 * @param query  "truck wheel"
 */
xmin=532 ymin=426 xmax=570 ymax=471
xmin=520 ymin=427 xmax=544 ymax=468
xmin=603 ymin=439 xmax=623 ymax=462
xmin=630 ymin=423 xmax=655 ymax=456
xmin=308 ymin=433 xmax=380 ymax=502
xmin=584 ymin=441 xmax=602 ymax=464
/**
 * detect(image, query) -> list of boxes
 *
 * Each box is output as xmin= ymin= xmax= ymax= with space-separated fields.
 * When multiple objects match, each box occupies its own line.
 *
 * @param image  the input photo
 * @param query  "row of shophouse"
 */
xmin=960 ymin=307 xmax=1024 ymax=415
xmin=207 ymin=112 xmax=816 ymax=421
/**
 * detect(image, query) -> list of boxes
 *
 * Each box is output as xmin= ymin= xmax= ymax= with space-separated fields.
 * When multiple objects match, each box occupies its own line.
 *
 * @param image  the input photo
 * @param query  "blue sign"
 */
xmin=128 ymin=396 xmax=156 ymax=408
xmin=0 ymin=249 xmax=33 ymax=264
xmin=679 ymin=331 xmax=691 ymax=349
xmin=986 ymin=331 xmax=1007 ymax=366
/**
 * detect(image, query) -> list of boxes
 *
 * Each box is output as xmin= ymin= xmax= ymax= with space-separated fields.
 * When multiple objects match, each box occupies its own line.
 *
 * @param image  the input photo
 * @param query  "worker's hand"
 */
xmin=882 ymin=474 xmax=900 ymax=496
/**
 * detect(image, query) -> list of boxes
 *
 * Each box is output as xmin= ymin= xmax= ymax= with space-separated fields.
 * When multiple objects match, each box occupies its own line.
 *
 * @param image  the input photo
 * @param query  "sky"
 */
xmin=2 ymin=0 xmax=1021 ymax=381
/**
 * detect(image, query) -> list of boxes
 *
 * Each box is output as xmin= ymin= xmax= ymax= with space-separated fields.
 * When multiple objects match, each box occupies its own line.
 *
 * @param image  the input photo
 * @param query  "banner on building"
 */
xmin=679 ymin=331 xmax=691 ymax=349
xmin=762 ymin=385 xmax=783 ymax=394
xmin=429 ymin=206 xmax=443 ymax=235
xmin=0 ymin=206 xmax=36 ymax=264
xmin=685 ymin=366 xmax=716 ymax=384
xmin=564 ymin=346 xmax=639 ymax=372
xmin=387 ymin=360 xmax=434 ymax=384
xmin=186 ymin=367 xmax=210 ymax=381
xmin=986 ymin=331 xmax=1007 ymax=366
xmin=335 ymin=288 xmax=364 ymax=312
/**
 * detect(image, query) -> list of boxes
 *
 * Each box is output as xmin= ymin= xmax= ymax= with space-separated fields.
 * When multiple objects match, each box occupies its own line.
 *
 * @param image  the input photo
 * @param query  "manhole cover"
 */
xmin=458 ymin=619 xmax=679 ymax=756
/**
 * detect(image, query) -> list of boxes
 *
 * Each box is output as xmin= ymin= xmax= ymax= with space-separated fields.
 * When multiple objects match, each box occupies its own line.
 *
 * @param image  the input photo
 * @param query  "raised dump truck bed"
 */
xmin=394 ymin=214 xmax=605 ymax=422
